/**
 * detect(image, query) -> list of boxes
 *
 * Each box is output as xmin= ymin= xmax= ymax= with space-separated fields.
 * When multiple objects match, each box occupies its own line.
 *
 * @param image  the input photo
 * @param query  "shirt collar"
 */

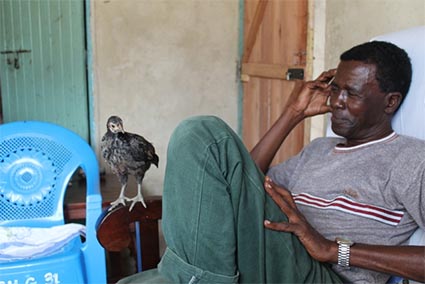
xmin=334 ymin=132 xmax=397 ymax=152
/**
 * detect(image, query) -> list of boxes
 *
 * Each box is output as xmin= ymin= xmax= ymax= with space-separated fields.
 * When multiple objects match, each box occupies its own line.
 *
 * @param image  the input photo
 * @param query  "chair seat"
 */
xmin=0 ymin=223 xmax=85 ymax=262
xmin=0 ymin=237 xmax=86 ymax=284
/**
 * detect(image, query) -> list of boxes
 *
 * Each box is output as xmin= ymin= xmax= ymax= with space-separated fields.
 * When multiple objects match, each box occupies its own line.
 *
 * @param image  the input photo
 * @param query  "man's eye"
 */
xmin=347 ymin=92 xmax=359 ymax=97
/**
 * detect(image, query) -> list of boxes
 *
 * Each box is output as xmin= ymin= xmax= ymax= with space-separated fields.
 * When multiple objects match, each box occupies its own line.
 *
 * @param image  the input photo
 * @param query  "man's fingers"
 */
xmin=264 ymin=220 xmax=293 ymax=232
xmin=264 ymin=177 xmax=286 ymax=204
xmin=305 ymin=80 xmax=328 ymax=91
xmin=264 ymin=176 xmax=297 ymax=209
xmin=315 ymin=68 xmax=337 ymax=82
xmin=265 ymin=176 xmax=289 ymax=195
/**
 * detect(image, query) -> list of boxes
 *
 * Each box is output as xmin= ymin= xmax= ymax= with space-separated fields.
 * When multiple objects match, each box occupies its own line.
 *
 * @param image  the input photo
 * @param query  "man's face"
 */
xmin=329 ymin=60 xmax=389 ymax=145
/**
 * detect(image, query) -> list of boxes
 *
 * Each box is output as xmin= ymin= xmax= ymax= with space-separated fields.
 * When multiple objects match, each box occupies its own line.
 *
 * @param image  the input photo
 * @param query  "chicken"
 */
xmin=101 ymin=115 xmax=159 ymax=211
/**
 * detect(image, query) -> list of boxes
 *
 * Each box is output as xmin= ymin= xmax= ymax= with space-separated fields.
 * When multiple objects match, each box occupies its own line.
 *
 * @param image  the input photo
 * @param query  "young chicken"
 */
xmin=101 ymin=115 xmax=159 ymax=211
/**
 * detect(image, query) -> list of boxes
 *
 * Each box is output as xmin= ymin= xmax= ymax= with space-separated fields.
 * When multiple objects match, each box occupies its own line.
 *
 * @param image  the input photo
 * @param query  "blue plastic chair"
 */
xmin=0 ymin=121 xmax=106 ymax=284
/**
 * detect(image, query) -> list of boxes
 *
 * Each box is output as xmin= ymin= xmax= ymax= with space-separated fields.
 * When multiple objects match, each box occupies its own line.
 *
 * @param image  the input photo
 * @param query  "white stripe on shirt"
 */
xmin=293 ymin=192 xmax=404 ymax=226
xmin=334 ymin=132 xmax=397 ymax=152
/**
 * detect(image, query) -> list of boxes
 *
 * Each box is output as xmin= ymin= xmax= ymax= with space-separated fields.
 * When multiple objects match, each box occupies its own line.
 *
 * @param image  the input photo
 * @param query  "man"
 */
xmin=120 ymin=41 xmax=424 ymax=283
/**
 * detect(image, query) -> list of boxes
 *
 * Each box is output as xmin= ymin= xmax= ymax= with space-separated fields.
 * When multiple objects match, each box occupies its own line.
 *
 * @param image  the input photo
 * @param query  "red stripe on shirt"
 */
xmin=293 ymin=193 xmax=404 ymax=226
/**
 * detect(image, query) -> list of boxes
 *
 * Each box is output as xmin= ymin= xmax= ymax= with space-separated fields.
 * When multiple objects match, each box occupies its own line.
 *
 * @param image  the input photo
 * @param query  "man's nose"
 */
xmin=330 ymin=90 xmax=346 ymax=109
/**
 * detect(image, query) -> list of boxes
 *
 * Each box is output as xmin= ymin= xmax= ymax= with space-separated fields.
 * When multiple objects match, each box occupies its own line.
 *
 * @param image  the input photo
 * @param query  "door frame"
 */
xmin=85 ymin=0 xmax=95 ymax=147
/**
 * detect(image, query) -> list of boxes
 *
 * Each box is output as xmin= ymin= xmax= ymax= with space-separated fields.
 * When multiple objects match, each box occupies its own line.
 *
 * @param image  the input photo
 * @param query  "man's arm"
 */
xmin=263 ymin=176 xmax=425 ymax=282
xmin=347 ymin=244 xmax=424 ymax=281
xmin=250 ymin=69 xmax=336 ymax=173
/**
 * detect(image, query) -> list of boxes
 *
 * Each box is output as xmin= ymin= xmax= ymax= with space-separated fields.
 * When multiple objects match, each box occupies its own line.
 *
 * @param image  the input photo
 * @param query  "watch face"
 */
xmin=336 ymin=237 xmax=354 ymax=246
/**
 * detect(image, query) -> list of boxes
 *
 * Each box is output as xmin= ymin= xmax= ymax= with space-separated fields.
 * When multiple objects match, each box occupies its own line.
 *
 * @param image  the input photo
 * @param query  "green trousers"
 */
xmin=119 ymin=116 xmax=342 ymax=284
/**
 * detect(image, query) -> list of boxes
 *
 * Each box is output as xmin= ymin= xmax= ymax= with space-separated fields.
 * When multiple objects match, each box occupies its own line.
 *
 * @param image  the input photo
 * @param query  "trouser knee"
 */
xmin=168 ymin=115 xmax=226 ymax=150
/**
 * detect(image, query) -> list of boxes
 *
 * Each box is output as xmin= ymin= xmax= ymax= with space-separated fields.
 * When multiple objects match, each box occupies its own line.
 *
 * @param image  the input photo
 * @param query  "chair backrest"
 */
xmin=373 ymin=26 xmax=425 ymax=139
xmin=96 ymin=197 xmax=163 ymax=281
xmin=0 ymin=120 xmax=106 ymax=283
xmin=373 ymin=26 xmax=425 ymax=284
xmin=0 ymin=120 xmax=99 ymax=227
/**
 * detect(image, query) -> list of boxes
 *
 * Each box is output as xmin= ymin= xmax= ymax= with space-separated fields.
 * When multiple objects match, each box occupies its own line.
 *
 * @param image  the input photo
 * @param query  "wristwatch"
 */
xmin=335 ymin=237 xmax=354 ymax=267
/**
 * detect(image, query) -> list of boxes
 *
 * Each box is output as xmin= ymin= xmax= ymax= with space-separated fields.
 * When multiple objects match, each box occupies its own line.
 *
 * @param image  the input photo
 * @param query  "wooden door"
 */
xmin=241 ymin=0 xmax=308 ymax=165
xmin=0 ymin=0 xmax=89 ymax=141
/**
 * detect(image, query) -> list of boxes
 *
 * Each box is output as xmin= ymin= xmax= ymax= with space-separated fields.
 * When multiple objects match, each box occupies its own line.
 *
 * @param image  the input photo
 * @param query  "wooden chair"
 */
xmin=96 ymin=197 xmax=162 ymax=282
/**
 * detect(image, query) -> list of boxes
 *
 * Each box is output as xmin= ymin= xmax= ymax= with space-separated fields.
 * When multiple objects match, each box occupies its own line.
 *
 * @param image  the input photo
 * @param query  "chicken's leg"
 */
xmin=129 ymin=183 xmax=147 ymax=211
xmin=109 ymin=183 xmax=130 ymax=211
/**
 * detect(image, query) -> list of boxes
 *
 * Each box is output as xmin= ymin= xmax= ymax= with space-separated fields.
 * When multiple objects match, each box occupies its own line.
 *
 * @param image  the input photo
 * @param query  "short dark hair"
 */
xmin=340 ymin=41 xmax=412 ymax=105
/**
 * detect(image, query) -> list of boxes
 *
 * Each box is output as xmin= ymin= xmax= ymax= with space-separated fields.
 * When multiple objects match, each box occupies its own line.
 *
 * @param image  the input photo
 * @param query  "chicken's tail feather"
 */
xmin=152 ymin=154 xmax=159 ymax=167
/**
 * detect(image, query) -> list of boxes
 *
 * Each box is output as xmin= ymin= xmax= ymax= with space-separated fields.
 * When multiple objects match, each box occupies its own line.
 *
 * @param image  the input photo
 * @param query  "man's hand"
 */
xmin=263 ymin=176 xmax=336 ymax=263
xmin=263 ymin=176 xmax=425 ymax=281
xmin=287 ymin=69 xmax=336 ymax=118
xmin=250 ymin=69 xmax=337 ymax=173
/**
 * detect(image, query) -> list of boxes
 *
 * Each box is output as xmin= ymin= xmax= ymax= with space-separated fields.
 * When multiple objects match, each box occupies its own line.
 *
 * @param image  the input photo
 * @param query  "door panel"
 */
xmin=242 ymin=0 xmax=308 ymax=165
xmin=0 ymin=0 xmax=89 ymax=140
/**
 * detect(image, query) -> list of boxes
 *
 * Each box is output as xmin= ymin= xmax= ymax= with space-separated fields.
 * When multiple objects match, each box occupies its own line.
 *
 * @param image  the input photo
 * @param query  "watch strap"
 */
xmin=336 ymin=238 xmax=354 ymax=267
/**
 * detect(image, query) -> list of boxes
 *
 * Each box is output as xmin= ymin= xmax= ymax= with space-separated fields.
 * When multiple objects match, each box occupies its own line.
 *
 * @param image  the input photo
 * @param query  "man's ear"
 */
xmin=384 ymin=92 xmax=402 ymax=114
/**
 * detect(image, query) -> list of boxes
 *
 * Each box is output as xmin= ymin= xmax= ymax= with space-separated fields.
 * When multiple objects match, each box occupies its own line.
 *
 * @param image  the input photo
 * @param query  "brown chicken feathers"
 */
xmin=101 ymin=115 xmax=159 ymax=211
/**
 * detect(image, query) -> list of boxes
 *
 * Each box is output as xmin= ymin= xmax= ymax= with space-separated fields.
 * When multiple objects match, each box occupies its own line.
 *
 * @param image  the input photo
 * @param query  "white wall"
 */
xmin=325 ymin=0 xmax=425 ymax=69
xmin=91 ymin=0 xmax=240 ymax=197
xmin=310 ymin=0 xmax=425 ymax=140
